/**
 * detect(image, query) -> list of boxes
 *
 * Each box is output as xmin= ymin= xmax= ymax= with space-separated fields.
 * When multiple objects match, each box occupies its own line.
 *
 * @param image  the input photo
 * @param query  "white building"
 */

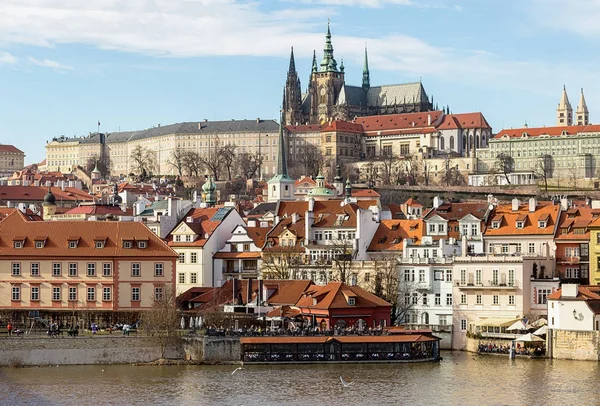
xmin=547 ymin=284 xmax=600 ymax=332
xmin=213 ymin=224 xmax=268 ymax=281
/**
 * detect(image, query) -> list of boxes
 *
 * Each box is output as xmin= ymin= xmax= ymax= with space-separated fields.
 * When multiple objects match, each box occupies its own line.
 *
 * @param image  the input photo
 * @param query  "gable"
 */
xmin=426 ymin=215 xmax=447 ymax=223
xmin=172 ymin=222 xmax=197 ymax=236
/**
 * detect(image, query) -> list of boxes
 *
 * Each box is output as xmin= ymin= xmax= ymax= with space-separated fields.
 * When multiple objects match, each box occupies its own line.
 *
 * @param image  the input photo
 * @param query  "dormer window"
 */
xmin=538 ymin=221 xmax=546 ymax=228
xmin=123 ymin=240 xmax=133 ymax=249
xmin=35 ymin=241 xmax=44 ymax=249
xmin=348 ymin=297 xmax=356 ymax=306
xmin=312 ymin=298 xmax=317 ymax=306
xmin=137 ymin=240 xmax=148 ymax=249
xmin=492 ymin=221 xmax=500 ymax=229
xmin=67 ymin=238 xmax=79 ymax=248
xmin=14 ymin=241 xmax=23 ymax=249
xmin=516 ymin=221 xmax=524 ymax=229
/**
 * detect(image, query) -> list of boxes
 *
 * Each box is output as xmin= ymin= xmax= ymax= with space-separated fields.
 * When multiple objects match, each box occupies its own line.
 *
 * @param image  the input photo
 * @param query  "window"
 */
xmin=404 ymin=269 xmax=414 ymax=282
xmin=492 ymin=269 xmax=499 ymax=285
xmin=69 ymin=287 xmax=77 ymax=302
xmin=69 ymin=263 xmax=78 ymax=277
xmin=471 ymin=224 xmax=479 ymax=235
xmin=434 ymin=270 xmax=444 ymax=281
xmin=31 ymin=287 xmax=40 ymax=301
xmin=11 ymin=286 xmax=20 ymax=301
xmin=348 ymin=297 xmax=356 ymax=306
xmin=190 ymin=253 xmax=197 ymax=264
xmin=185 ymin=235 xmax=192 ymax=242
xmin=191 ymin=273 xmax=198 ymax=284
xmin=87 ymin=287 xmax=95 ymax=301
xmin=424 ymin=249 xmax=430 ymax=258
xmin=52 ymin=263 xmax=61 ymax=276
xmin=566 ymin=268 xmax=580 ymax=279
xmin=460 ymin=294 xmax=467 ymax=305
xmin=179 ymin=253 xmax=185 ymax=263
xmin=123 ymin=241 xmax=133 ymax=249
xmin=422 ymin=294 xmax=428 ymax=306
xmin=435 ymin=293 xmax=441 ymax=306
xmin=175 ymin=235 xmax=182 ymax=242
xmin=438 ymin=224 xmax=445 ymax=233
xmin=12 ymin=263 xmax=21 ymax=276
xmin=491 ymin=221 xmax=500 ymax=229
xmin=103 ymin=287 xmax=111 ymax=301
xmin=461 ymin=319 xmax=467 ymax=330
xmin=538 ymin=221 xmax=546 ymax=228
xmin=30 ymin=263 xmax=40 ymax=276
xmin=243 ymin=244 xmax=250 ymax=252
xmin=476 ymin=294 xmax=482 ymax=305
xmin=475 ymin=269 xmax=482 ymax=285
xmin=446 ymin=294 xmax=453 ymax=306
xmin=516 ymin=221 xmax=524 ymax=229
xmin=52 ymin=287 xmax=61 ymax=301
xmin=460 ymin=269 xmax=466 ymax=285
xmin=155 ymin=263 xmax=164 ymax=277
xmin=508 ymin=269 xmax=514 ymax=286
xmin=12 ymin=241 xmax=22 ymax=249
xmin=68 ymin=241 xmax=77 ymax=249
xmin=155 ymin=287 xmax=164 ymax=301
xmin=446 ymin=270 xmax=452 ymax=282
xmin=528 ymin=243 xmax=535 ymax=254
xmin=509 ymin=295 xmax=515 ymax=305
xmin=179 ymin=273 xmax=185 ymax=284
xmin=429 ymin=224 xmax=435 ymax=233
xmin=537 ymin=288 xmax=552 ymax=304
xmin=132 ymin=263 xmax=141 ymax=277
xmin=95 ymin=241 xmax=104 ymax=249
xmin=412 ymin=293 xmax=418 ymax=305
xmin=400 ymin=144 xmax=409 ymax=155
xmin=131 ymin=287 xmax=140 ymax=302
xmin=35 ymin=241 xmax=44 ymax=249
xmin=137 ymin=241 xmax=147 ymax=249
xmin=419 ymin=269 xmax=425 ymax=282
xmin=501 ymin=244 xmax=509 ymax=254
xmin=87 ymin=263 xmax=96 ymax=277
xmin=493 ymin=295 xmax=499 ymax=305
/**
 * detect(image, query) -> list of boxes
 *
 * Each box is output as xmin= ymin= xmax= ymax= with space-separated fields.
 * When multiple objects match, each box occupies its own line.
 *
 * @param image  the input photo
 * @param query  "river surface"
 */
xmin=0 ymin=351 xmax=597 ymax=405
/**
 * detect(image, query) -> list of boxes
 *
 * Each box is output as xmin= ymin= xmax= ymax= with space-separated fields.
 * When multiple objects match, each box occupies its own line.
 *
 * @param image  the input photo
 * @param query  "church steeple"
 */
xmin=362 ymin=45 xmax=370 ymax=90
xmin=283 ymin=46 xmax=303 ymax=125
xmin=267 ymin=110 xmax=295 ymax=202
xmin=320 ymin=21 xmax=338 ymax=72
xmin=576 ymin=88 xmax=589 ymax=126
xmin=557 ymin=85 xmax=573 ymax=126
xmin=276 ymin=110 xmax=288 ymax=178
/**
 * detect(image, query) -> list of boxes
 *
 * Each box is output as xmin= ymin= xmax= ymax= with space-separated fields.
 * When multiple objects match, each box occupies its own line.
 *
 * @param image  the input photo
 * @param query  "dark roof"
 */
xmin=247 ymin=202 xmax=277 ymax=216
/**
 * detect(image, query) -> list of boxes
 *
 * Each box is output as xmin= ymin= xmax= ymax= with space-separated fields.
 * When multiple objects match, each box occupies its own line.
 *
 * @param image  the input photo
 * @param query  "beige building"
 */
xmin=0 ymin=144 xmax=25 ymax=177
xmin=0 ymin=208 xmax=178 ymax=319
xmin=46 ymin=119 xmax=280 ymax=178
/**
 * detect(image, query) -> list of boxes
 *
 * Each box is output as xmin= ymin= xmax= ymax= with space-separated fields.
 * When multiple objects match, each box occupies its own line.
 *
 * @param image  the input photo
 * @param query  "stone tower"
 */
xmin=308 ymin=22 xmax=346 ymax=124
xmin=556 ymin=85 xmax=573 ymax=126
xmin=283 ymin=47 xmax=303 ymax=126
xmin=576 ymin=88 xmax=589 ymax=126
xmin=42 ymin=186 xmax=57 ymax=219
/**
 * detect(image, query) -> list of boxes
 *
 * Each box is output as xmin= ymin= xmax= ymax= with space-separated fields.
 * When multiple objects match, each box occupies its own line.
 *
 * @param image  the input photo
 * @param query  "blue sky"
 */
xmin=1 ymin=0 xmax=600 ymax=164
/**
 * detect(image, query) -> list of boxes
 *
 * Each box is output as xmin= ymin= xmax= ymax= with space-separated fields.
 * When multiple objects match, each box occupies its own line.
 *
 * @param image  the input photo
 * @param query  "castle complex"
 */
xmin=283 ymin=23 xmax=434 ymax=125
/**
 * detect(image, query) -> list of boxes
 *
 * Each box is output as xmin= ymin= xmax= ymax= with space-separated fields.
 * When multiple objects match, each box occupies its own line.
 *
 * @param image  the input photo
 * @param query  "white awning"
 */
xmin=473 ymin=317 xmax=521 ymax=328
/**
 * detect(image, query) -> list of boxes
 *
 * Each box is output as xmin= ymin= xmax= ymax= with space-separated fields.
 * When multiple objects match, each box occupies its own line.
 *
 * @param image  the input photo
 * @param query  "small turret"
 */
xmin=202 ymin=175 xmax=217 ymax=207
xmin=557 ymin=85 xmax=573 ymax=126
xmin=345 ymin=179 xmax=352 ymax=199
xmin=319 ymin=21 xmax=338 ymax=72
xmin=576 ymin=88 xmax=589 ymax=126
xmin=42 ymin=186 xmax=57 ymax=219
xmin=362 ymin=45 xmax=370 ymax=90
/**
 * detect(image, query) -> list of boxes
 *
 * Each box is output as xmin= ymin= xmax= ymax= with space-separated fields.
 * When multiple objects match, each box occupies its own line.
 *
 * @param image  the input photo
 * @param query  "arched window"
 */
xmin=422 ymin=312 xmax=429 ymax=325
xmin=462 ymin=135 xmax=467 ymax=150
xmin=449 ymin=136 xmax=455 ymax=150
xmin=476 ymin=134 xmax=480 ymax=149
xmin=469 ymin=134 xmax=474 ymax=149
xmin=440 ymin=137 xmax=445 ymax=150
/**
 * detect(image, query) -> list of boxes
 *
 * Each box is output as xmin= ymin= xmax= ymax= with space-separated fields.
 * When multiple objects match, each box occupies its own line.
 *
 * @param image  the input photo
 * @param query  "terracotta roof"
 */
xmin=296 ymin=282 xmax=392 ymax=310
xmin=168 ymin=207 xmax=231 ymax=248
xmin=547 ymin=285 xmax=600 ymax=301
xmin=352 ymin=189 xmax=380 ymax=198
xmin=485 ymin=202 xmax=559 ymax=236
xmin=313 ymin=203 xmax=360 ymax=228
xmin=0 ymin=186 xmax=94 ymax=203
xmin=264 ymin=216 xmax=306 ymax=252
xmin=436 ymin=112 xmax=490 ymax=130
xmin=425 ymin=202 xmax=489 ymax=221
xmin=0 ymin=144 xmax=24 ymax=154
xmin=493 ymin=124 xmax=600 ymax=139
xmin=0 ymin=210 xmax=177 ymax=258
xmin=246 ymin=227 xmax=268 ymax=248
xmin=368 ymin=219 xmax=424 ymax=251
xmin=265 ymin=280 xmax=314 ymax=305
xmin=63 ymin=205 xmax=134 ymax=216
xmin=356 ymin=111 xmax=443 ymax=134
xmin=265 ymin=305 xmax=302 ymax=319
xmin=321 ymin=120 xmax=364 ymax=134
xmin=555 ymin=206 xmax=595 ymax=240
xmin=213 ymin=252 xmax=261 ymax=259
xmin=403 ymin=198 xmax=423 ymax=208
xmin=285 ymin=124 xmax=324 ymax=133
xmin=177 ymin=287 xmax=216 ymax=304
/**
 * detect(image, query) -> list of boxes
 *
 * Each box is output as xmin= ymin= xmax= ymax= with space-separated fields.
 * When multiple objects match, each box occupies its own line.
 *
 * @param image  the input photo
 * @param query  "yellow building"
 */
xmin=587 ymin=217 xmax=600 ymax=284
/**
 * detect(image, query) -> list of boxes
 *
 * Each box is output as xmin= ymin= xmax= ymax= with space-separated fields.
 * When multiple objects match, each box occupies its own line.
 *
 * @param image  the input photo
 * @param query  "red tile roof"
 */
xmin=246 ymin=227 xmax=269 ymax=248
xmin=436 ymin=112 xmax=490 ymax=130
xmin=425 ymin=202 xmax=489 ymax=221
xmin=313 ymin=203 xmax=360 ymax=228
xmin=0 ymin=144 xmax=24 ymax=154
xmin=285 ymin=124 xmax=324 ymax=133
xmin=356 ymin=111 xmax=443 ymax=133
xmin=321 ymin=120 xmax=364 ymax=134
xmin=547 ymin=285 xmax=600 ymax=301
xmin=63 ymin=205 xmax=133 ymax=216
xmin=352 ymin=189 xmax=380 ymax=198
xmin=368 ymin=219 xmax=424 ymax=251
xmin=296 ymin=282 xmax=392 ymax=310
xmin=555 ymin=206 xmax=596 ymax=241
xmin=168 ymin=207 xmax=228 ymax=248
xmin=0 ymin=186 xmax=94 ymax=203
xmin=493 ymin=124 xmax=600 ymax=139
xmin=485 ymin=202 xmax=559 ymax=236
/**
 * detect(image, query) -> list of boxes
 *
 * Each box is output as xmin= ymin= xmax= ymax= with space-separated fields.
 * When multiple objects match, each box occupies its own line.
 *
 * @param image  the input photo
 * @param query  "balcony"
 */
xmin=454 ymin=279 xmax=519 ymax=289
xmin=556 ymin=256 xmax=583 ymax=265
xmin=399 ymin=257 xmax=452 ymax=265
xmin=223 ymin=267 xmax=258 ymax=275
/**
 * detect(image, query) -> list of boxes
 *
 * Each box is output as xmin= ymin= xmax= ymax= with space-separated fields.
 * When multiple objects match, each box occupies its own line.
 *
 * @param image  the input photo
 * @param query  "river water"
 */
xmin=0 ymin=351 xmax=597 ymax=406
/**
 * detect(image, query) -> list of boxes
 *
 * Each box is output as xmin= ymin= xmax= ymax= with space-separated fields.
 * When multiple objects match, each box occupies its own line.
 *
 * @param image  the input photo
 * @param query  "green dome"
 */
xmin=43 ymin=188 xmax=56 ymax=205
xmin=202 ymin=175 xmax=216 ymax=193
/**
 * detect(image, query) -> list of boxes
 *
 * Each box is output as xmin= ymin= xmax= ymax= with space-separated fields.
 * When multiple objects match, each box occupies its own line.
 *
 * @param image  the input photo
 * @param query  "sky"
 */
xmin=1 ymin=0 xmax=600 ymax=164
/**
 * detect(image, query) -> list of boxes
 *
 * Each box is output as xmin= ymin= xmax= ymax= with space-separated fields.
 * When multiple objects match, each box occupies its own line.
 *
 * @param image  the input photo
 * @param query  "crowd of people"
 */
xmin=205 ymin=324 xmax=386 ymax=337
xmin=478 ymin=342 xmax=545 ymax=356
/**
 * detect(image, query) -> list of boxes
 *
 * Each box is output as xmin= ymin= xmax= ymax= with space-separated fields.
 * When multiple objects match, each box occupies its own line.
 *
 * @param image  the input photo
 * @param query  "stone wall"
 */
xmin=465 ymin=337 xmax=513 ymax=353
xmin=0 ymin=336 xmax=183 ymax=366
xmin=549 ymin=329 xmax=600 ymax=361
xmin=182 ymin=336 xmax=241 ymax=362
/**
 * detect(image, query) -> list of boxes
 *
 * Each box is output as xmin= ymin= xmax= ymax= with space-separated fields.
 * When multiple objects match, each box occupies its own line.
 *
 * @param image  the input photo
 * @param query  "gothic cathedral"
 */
xmin=283 ymin=22 xmax=435 ymax=125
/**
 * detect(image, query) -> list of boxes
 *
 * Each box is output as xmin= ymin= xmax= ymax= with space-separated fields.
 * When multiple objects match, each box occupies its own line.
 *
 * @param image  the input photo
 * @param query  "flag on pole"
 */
xmin=98 ymin=121 xmax=101 ymax=126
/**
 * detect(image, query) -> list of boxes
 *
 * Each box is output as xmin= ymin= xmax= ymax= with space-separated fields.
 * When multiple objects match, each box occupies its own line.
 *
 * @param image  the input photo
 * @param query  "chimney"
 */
xmin=461 ymin=235 xmax=468 ymax=257
xmin=256 ymin=118 xmax=260 ymax=123
xmin=403 ymin=238 xmax=409 ymax=258
xmin=61 ymin=181 xmax=66 ymax=192
xmin=427 ymin=114 xmax=431 ymax=126
xmin=528 ymin=197 xmax=537 ymax=213
xmin=433 ymin=196 xmax=442 ymax=209
xmin=487 ymin=194 xmax=494 ymax=204
xmin=560 ymin=198 xmax=569 ymax=211
xmin=292 ymin=212 xmax=299 ymax=224
xmin=561 ymin=284 xmax=579 ymax=298
xmin=511 ymin=198 xmax=520 ymax=212
xmin=167 ymin=196 xmax=177 ymax=217
xmin=308 ymin=198 xmax=315 ymax=212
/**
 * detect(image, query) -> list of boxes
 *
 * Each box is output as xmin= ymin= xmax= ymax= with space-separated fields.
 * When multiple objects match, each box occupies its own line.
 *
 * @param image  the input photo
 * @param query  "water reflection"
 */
xmin=0 ymin=352 xmax=598 ymax=406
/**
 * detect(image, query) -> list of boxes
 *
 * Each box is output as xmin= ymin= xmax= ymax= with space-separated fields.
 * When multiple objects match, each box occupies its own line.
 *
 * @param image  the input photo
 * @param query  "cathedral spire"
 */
xmin=288 ymin=46 xmax=296 ymax=75
xmin=277 ymin=110 xmax=288 ymax=177
xmin=320 ymin=20 xmax=338 ymax=72
xmin=283 ymin=46 xmax=302 ymax=125
xmin=557 ymin=85 xmax=573 ymax=126
xmin=362 ymin=45 xmax=370 ymax=90
xmin=311 ymin=50 xmax=318 ymax=73
xmin=576 ymin=87 xmax=589 ymax=125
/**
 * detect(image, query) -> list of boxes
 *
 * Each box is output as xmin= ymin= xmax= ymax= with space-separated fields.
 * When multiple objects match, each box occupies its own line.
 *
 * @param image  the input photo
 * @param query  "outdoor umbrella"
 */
xmin=180 ymin=316 xmax=185 ymax=329
xmin=506 ymin=320 xmax=529 ymax=331
xmin=189 ymin=316 xmax=194 ymax=329
xmin=530 ymin=318 xmax=548 ymax=328
xmin=196 ymin=316 xmax=201 ymax=328
xmin=533 ymin=325 xmax=547 ymax=336
xmin=515 ymin=333 xmax=545 ymax=342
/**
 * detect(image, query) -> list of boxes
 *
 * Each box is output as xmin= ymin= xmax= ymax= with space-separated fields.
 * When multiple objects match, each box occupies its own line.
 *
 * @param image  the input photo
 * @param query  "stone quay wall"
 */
xmin=0 ymin=336 xmax=183 ymax=366
xmin=549 ymin=329 xmax=600 ymax=361
xmin=182 ymin=336 xmax=241 ymax=363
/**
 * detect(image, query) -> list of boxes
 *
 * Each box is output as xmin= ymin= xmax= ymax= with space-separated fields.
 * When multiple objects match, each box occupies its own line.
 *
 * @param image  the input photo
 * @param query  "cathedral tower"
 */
xmin=556 ymin=85 xmax=573 ymax=126
xmin=267 ymin=111 xmax=295 ymax=202
xmin=362 ymin=45 xmax=370 ymax=91
xmin=576 ymin=88 xmax=589 ymax=126
xmin=308 ymin=22 xmax=346 ymax=124
xmin=283 ymin=47 xmax=303 ymax=126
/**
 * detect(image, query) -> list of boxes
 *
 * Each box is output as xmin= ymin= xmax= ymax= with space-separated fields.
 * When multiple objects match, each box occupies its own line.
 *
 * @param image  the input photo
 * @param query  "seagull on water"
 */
xmin=340 ymin=376 xmax=354 ymax=387
xmin=231 ymin=367 xmax=245 ymax=375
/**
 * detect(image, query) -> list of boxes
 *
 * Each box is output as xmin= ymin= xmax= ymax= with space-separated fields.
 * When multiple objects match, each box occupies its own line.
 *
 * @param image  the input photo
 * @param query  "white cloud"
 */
xmin=0 ymin=51 xmax=18 ymax=65
xmin=530 ymin=0 xmax=600 ymax=37
xmin=28 ymin=56 xmax=73 ymax=71
xmin=296 ymin=0 xmax=412 ymax=7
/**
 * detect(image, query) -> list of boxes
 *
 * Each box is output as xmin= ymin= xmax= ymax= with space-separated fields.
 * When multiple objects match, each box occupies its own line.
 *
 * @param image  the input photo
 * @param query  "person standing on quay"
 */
xmin=7 ymin=322 xmax=12 ymax=337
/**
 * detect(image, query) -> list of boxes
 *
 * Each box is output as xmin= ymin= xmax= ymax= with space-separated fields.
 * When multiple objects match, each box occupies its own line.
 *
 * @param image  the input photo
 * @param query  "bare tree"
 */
xmin=219 ymin=144 xmax=237 ymax=181
xmin=237 ymin=153 xmax=262 ymax=180
xmin=440 ymin=156 xmax=464 ymax=186
xmin=260 ymin=246 xmax=303 ymax=280
xmin=199 ymin=137 xmax=223 ymax=181
xmin=402 ymin=154 xmax=421 ymax=186
xmin=167 ymin=148 xmax=186 ymax=179
xmin=494 ymin=152 xmax=514 ymax=185
xmin=142 ymin=284 xmax=180 ymax=360
xmin=85 ymin=154 xmax=111 ymax=178
xmin=378 ymin=151 xmax=399 ymax=186
xmin=535 ymin=154 xmax=553 ymax=192
xmin=422 ymin=162 xmax=432 ymax=186
xmin=130 ymin=145 xmax=157 ymax=180
xmin=182 ymin=151 xmax=202 ymax=177
xmin=567 ymin=166 xmax=579 ymax=190
xmin=293 ymin=143 xmax=322 ymax=178
xmin=329 ymin=239 xmax=355 ymax=284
